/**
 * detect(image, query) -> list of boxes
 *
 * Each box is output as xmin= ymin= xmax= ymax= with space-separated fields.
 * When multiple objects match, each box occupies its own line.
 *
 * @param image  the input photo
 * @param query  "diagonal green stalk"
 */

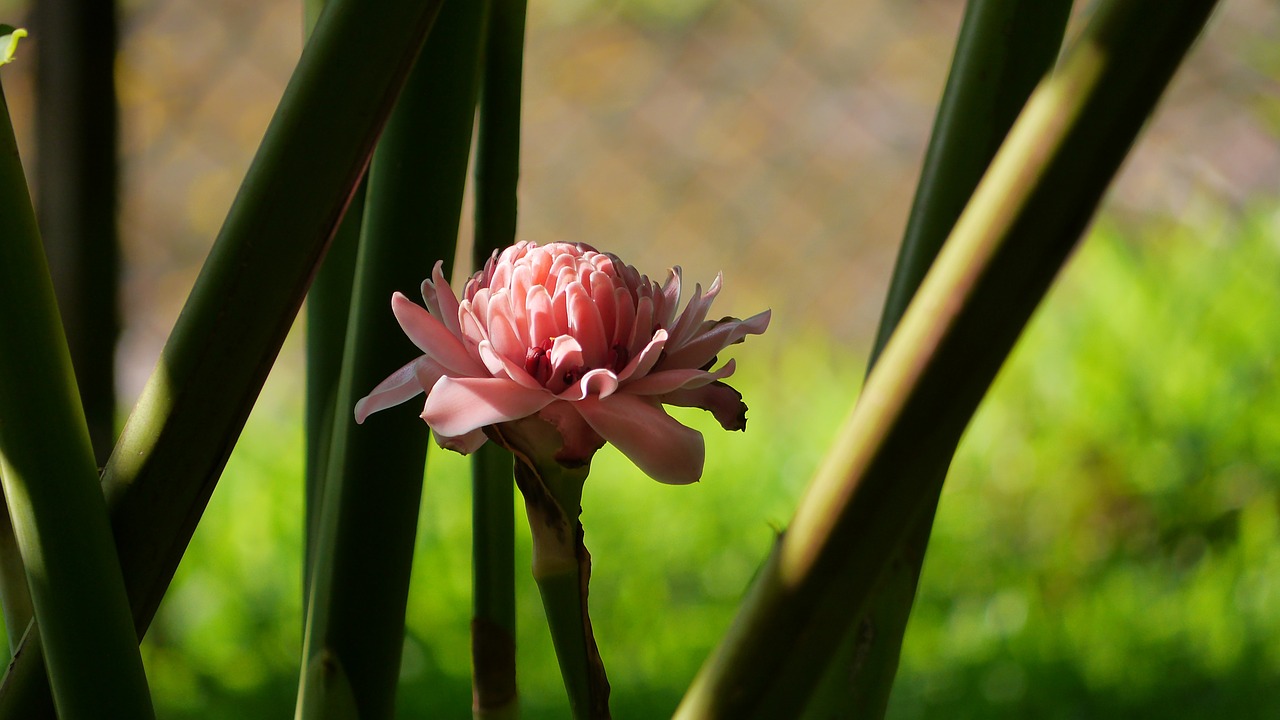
xmin=0 ymin=2 xmax=444 ymax=715
xmin=490 ymin=420 xmax=611 ymax=720
xmin=470 ymin=0 xmax=527 ymax=716
xmin=296 ymin=1 xmax=489 ymax=717
xmin=0 ymin=42 xmax=155 ymax=717
xmin=676 ymin=1 xmax=1220 ymax=717
xmin=803 ymin=2 xmax=1073 ymax=716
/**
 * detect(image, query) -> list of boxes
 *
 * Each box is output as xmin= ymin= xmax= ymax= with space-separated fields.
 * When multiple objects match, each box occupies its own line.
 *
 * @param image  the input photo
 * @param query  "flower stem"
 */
xmin=492 ymin=422 xmax=611 ymax=720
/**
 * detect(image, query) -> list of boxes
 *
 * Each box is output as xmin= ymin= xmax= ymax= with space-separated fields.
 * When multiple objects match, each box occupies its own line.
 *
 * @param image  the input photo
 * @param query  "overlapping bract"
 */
xmin=355 ymin=241 xmax=769 ymax=484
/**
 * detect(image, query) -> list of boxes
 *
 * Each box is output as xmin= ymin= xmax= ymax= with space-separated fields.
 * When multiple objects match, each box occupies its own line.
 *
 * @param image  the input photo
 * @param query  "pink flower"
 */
xmin=354 ymin=241 xmax=769 ymax=485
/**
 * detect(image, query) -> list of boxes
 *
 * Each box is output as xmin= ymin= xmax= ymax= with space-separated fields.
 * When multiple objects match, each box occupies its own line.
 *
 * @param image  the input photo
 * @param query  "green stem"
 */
xmin=32 ymin=0 xmax=121 ymax=465
xmin=471 ymin=444 xmax=518 ymax=719
xmin=491 ymin=420 xmax=611 ymax=720
xmin=0 ymin=481 xmax=32 ymax=654
xmin=808 ymin=2 xmax=1073 ymax=717
xmin=676 ymin=2 xmax=1220 ymax=717
xmin=0 ymin=60 xmax=155 ymax=718
xmin=0 ymin=0 xmax=444 ymax=714
xmin=297 ymin=1 xmax=488 ymax=717
xmin=470 ymin=0 xmax=527 ymax=716
xmin=300 ymin=0 xmax=367 ymax=618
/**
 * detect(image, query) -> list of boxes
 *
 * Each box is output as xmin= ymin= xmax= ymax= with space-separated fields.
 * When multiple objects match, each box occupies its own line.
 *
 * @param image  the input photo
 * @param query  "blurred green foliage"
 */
xmin=3 ymin=204 xmax=1265 ymax=717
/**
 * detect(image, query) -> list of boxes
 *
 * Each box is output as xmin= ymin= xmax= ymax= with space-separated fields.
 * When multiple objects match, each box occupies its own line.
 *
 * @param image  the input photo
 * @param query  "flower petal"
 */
xmin=354 ymin=355 xmax=444 ymax=423
xmin=392 ymin=292 xmax=488 ymax=376
xmin=478 ymin=340 xmax=543 ymax=390
xmin=526 ymin=285 xmax=559 ymax=344
xmin=574 ymin=394 xmax=705 ymax=485
xmin=420 ymin=260 xmax=462 ymax=336
xmin=616 ymin=329 xmax=667 ymax=383
xmin=659 ymin=309 xmax=771 ymax=371
xmin=557 ymin=368 xmax=620 ymax=401
xmin=485 ymin=290 xmax=526 ymax=364
xmin=662 ymin=381 xmax=749 ymax=431
xmin=623 ymin=359 xmax=735 ymax=395
xmin=422 ymin=376 xmax=553 ymax=437
xmin=536 ymin=400 xmax=605 ymax=467
xmin=668 ymin=273 xmax=722 ymax=348
xmin=434 ymin=427 xmax=488 ymax=454
xmin=567 ymin=281 xmax=608 ymax=368
xmin=657 ymin=266 xmax=682 ymax=329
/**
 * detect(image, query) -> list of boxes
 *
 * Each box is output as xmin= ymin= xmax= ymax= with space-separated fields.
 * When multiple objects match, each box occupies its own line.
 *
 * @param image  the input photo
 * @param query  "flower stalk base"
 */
xmin=490 ymin=420 xmax=611 ymax=720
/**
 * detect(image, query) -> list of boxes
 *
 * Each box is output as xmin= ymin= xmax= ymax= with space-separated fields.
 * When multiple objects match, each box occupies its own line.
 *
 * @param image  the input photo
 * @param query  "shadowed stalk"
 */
xmin=470 ymin=444 xmax=518 ymax=719
xmin=491 ymin=420 xmax=611 ymax=720
xmin=0 ymin=34 xmax=155 ymax=716
xmin=0 ymin=482 xmax=32 ymax=653
xmin=0 ymin=2 xmax=444 ymax=715
xmin=803 ymin=2 xmax=1073 ymax=716
xmin=296 ymin=1 xmax=488 ymax=717
xmin=32 ymin=0 xmax=120 ymax=465
xmin=676 ymin=1 xmax=1219 ymax=717
xmin=470 ymin=0 xmax=527 ymax=716
xmin=301 ymin=0 xmax=368 ymax=613
xmin=303 ymin=183 xmax=364 ymax=603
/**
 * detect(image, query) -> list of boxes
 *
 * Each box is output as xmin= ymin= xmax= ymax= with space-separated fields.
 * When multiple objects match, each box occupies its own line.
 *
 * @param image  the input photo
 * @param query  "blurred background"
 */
xmin=1 ymin=0 xmax=1278 ymax=716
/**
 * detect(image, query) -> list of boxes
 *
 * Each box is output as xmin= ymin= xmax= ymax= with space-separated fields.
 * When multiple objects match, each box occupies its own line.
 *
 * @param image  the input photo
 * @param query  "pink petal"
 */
xmin=526 ymin=285 xmax=559 ymax=344
xmin=485 ymin=290 xmax=526 ymax=364
xmin=392 ymin=293 xmax=488 ymax=376
xmin=622 ymin=359 xmax=735 ymax=395
xmin=612 ymin=286 xmax=635 ymax=348
xmin=668 ymin=273 xmax=723 ymax=348
xmin=536 ymin=401 xmax=605 ymax=467
xmin=574 ymin=394 xmax=705 ymax=485
xmin=477 ymin=340 xmax=543 ymax=390
xmin=616 ymin=329 xmax=668 ymax=383
xmin=628 ymin=295 xmax=655 ymax=357
xmin=659 ymin=309 xmax=771 ymax=371
xmin=661 ymin=381 xmax=749 ymax=431
xmin=422 ymin=376 xmax=553 ymax=437
xmin=557 ymin=368 xmax=620 ymax=402
xmin=590 ymin=272 xmax=617 ymax=346
xmin=433 ymin=428 xmax=488 ymax=454
xmin=567 ymin=281 xmax=608 ymax=368
xmin=420 ymin=260 xmax=462 ymax=336
xmin=658 ymin=266 xmax=682 ymax=329
xmin=549 ymin=335 xmax=585 ymax=382
xmin=354 ymin=356 xmax=444 ymax=423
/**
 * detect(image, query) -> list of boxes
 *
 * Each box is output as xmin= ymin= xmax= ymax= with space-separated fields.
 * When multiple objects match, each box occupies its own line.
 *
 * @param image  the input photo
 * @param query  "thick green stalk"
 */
xmin=0 ymin=482 xmax=32 ymax=653
xmin=803 ymin=2 xmax=1073 ymax=716
xmin=301 ymin=0 xmax=368 ymax=612
xmin=32 ymin=0 xmax=120 ymax=465
xmin=491 ymin=419 xmax=611 ymax=720
xmin=676 ymin=2 xmax=1219 ymax=717
xmin=303 ymin=182 xmax=363 ymax=603
xmin=471 ymin=444 xmax=518 ymax=719
xmin=0 ymin=24 xmax=35 ymax=664
xmin=470 ymin=0 xmax=527 ymax=716
xmin=0 ymin=1 xmax=444 ymax=715
xmin=296 ymin=1 xmax=488 ymax=717
xmin=0 ymin=55 xmax=155 ymax=718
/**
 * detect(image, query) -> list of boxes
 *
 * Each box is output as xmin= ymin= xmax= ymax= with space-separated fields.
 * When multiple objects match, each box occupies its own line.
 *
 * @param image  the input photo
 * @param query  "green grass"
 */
xmin=119 ymin=203 xmax=1280 ymax=718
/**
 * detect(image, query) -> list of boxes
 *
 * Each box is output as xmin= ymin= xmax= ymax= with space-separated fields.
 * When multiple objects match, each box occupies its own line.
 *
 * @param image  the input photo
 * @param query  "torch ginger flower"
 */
xmin=354 ymin=241 xmax=769 ymax=484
